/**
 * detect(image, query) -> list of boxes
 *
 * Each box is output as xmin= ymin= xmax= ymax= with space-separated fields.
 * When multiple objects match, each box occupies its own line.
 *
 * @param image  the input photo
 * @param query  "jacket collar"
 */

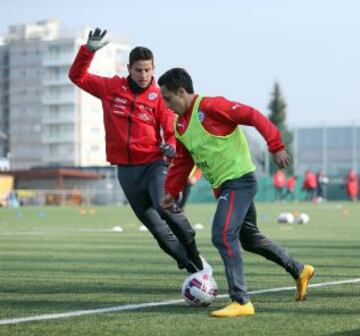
xmin=127 ymin=76 xmax=154 ymax=94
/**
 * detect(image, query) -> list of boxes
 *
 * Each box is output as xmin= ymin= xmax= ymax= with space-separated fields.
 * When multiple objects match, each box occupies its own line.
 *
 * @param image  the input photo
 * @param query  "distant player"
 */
xmin=273 ymin=169 xmax=286 ymax=200
xmin=283 ymin=175 xmax=297 ymax=201
xmin=69 ymin=28 xmax=210 ymax=274
xmin=345 ymin=169 xmax=358 ymax=201
xmin=158 ymin=68 xmax=314 ymax=317
xmin=302 ymin=170 xmax=318 ymax=201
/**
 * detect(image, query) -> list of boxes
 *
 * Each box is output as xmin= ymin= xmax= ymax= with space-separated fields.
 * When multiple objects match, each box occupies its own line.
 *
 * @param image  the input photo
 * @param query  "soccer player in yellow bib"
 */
xmin=158 ymin=68 xmax=315 ymax=317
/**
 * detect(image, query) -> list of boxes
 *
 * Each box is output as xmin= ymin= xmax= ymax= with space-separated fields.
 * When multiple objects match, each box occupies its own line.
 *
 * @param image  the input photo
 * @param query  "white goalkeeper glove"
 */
xmin=87 ymin=27 xmax=109 ymax=52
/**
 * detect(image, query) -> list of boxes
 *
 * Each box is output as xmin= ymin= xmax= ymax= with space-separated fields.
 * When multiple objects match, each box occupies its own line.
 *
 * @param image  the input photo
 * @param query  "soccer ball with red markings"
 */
xmin=181 ymin=271 xmax=218 ymax=307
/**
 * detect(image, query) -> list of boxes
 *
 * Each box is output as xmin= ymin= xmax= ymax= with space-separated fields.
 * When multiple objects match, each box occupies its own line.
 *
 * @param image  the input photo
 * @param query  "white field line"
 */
xmin=0 ymin=278 xmax=359 ymax=325
xmin=0 ymin=229 xmax=123 ymax=235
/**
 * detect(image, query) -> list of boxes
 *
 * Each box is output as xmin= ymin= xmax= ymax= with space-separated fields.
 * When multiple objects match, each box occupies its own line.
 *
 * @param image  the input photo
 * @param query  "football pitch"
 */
xmin=0 ymin=202 xmax=359 ymax=336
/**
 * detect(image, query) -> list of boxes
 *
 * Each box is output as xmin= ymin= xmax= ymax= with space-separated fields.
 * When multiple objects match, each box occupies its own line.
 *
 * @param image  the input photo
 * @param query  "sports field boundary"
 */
xmin=1 ymin=278 xmax=359 ymax=325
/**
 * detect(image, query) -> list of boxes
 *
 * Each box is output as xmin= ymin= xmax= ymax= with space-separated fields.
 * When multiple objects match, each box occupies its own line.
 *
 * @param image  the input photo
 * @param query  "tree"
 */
xmin=268 ymin=82 xmax=293 ymax=175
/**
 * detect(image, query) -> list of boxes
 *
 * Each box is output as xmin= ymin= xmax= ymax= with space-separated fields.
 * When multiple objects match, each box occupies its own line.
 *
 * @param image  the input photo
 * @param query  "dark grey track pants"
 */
xmin=117 ymin=160 xmax=201 ymax=272
xmin=211 ymin=172 xmax=304 ymax=304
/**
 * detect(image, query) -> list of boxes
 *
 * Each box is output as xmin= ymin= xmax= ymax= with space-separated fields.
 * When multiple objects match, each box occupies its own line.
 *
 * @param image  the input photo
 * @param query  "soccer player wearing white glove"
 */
xmin=69 ymin=28 xmax=211 ymax=275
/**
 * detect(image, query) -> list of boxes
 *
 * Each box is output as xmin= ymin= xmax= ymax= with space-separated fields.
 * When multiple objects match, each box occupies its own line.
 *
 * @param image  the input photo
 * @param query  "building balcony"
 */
xmin=42 ymin=75 xmax=71 ymax=86
xmin=42 ymin=115 xmax=75 ymax=124
xmin=42 ymin=53 xmax=75 ymax=66
xmin=42 ymin=93 xmax=75 ymax=105
xmin=41 ymin=133 xmax=75 ymax=143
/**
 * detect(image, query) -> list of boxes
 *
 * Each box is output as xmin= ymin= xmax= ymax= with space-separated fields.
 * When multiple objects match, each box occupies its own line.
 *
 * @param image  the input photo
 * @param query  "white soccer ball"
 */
xmin=277 ymin=212 xmax=295 ymax=224
xmin=181 ymin=271 xmax=218 ymax=307
xmin=296 ymin=213 xmax=310 ymax=224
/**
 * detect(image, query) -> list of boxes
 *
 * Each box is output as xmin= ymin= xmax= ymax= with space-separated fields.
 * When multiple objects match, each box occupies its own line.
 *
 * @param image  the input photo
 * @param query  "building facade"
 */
xmin=0 ymin=19 xmax=130 ymax=169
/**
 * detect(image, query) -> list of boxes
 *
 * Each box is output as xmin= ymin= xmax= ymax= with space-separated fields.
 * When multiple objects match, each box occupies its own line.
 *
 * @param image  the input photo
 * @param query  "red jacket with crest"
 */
xmin=69 ymin=45 xmax=176 ymax=165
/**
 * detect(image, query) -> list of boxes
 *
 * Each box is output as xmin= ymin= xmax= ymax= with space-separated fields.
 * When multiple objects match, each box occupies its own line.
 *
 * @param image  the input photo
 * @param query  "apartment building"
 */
xmin=0 ymin=19 xmax=130 ymax=169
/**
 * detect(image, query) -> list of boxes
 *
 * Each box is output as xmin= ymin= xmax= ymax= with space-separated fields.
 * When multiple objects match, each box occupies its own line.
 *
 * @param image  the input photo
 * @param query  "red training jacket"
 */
xmin=165 ymin=95 xmax=285 ymax=198
xmin=287 ymin=176 xmax=297 ymax=191
xmin=346 ymin=170 xmax=359 ymax=197
xmin=303 ymin=171 xmax=317 ymax=189
xmin=273 ymin=170 xmax=286 ymax=188
xmin=68 ymin=45 xmax=176 ymax=165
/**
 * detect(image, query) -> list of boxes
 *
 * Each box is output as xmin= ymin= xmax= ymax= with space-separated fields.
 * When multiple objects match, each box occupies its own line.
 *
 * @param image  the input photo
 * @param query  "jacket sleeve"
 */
xmin=209 ymin=97 xmax=285 ymax=153
xmin=164 ymin=139 xmax=195 ymax=198
xmin=157 ymin=97 xmax=177 ymax=150
xmin=68 ymin=45 xmax=112 ymax=99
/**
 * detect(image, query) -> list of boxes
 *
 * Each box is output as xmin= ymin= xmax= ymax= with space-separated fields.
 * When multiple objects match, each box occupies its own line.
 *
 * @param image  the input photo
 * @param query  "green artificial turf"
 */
xmin=0 ymin=202 xmax=359 ymax=335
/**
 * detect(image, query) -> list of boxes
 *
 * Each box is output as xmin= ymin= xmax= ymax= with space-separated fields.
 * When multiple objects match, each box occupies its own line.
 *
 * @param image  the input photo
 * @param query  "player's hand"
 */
xmin=87 ymin=28 xmax=109 ymax=52
xmin=273 ymin=149 xmax=290 ymax=169
xmin=159 ymin=143 xmax=176 ymax=158
xmin=161 ymin=194 xmax=176 ymax=210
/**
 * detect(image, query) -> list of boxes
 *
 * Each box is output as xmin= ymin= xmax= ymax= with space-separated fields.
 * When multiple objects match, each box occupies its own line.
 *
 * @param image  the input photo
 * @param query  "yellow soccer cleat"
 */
xmin=210 ymin=301 xmax=255 ymax=317
xmin=296 ymin=264 xmax=315 ymax=301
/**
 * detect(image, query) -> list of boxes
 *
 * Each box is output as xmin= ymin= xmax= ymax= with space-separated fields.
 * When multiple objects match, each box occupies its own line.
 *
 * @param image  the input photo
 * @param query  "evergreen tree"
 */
xmin=268 ymin=82 xmax=293 ymax=175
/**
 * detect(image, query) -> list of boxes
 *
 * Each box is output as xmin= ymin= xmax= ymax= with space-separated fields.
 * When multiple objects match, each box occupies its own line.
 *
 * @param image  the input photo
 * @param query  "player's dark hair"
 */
xmin=158 ymin=68 xmax=194 ymax=94
xmin=129 ymin=46 xmax=153 ymax=66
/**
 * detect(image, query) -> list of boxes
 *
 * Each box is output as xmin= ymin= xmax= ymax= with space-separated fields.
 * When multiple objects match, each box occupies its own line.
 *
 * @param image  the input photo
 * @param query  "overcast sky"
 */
xmin=1 ymin=0 xmax=359 ymax=127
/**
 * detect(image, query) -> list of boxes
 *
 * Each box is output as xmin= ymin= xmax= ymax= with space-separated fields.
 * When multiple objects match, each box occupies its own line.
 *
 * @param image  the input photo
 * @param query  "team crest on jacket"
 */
xmin=148 ymin=92 xmax=158 ymax=100
xmin=198 ymin=111 xmax=205 ymax=122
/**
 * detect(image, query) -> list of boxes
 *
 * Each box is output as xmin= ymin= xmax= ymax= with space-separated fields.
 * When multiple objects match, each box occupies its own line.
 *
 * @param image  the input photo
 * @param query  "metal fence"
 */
xmin=6 ymin=174 xmax=355 ymax=207
xmin=188 ymin=175 xmax=354 ymax=203
xmin=14 ymin=188 xmax=127 ymax=206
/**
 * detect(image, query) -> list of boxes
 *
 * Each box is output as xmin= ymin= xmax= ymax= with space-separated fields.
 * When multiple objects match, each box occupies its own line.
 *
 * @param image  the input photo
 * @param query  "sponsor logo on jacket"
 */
xmin=139 ymin=104 xmax=154 ymax=114
xmin=113 ymin=110 xmax=126 ymax=115
xmin=137 ymin=112 xmax=152 ymax=122
xmin=112 ymin=97 xmax=127 ymax=115
xmin=114 ymin=97 xmax=127 ymax=104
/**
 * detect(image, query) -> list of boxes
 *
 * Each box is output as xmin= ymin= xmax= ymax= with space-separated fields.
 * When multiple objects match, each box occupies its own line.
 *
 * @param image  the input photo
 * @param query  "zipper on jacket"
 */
xmin=127 ymin=93 xmax=137 ymax=163
xmin=105 ymin=96 xmax=115 ymax=146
